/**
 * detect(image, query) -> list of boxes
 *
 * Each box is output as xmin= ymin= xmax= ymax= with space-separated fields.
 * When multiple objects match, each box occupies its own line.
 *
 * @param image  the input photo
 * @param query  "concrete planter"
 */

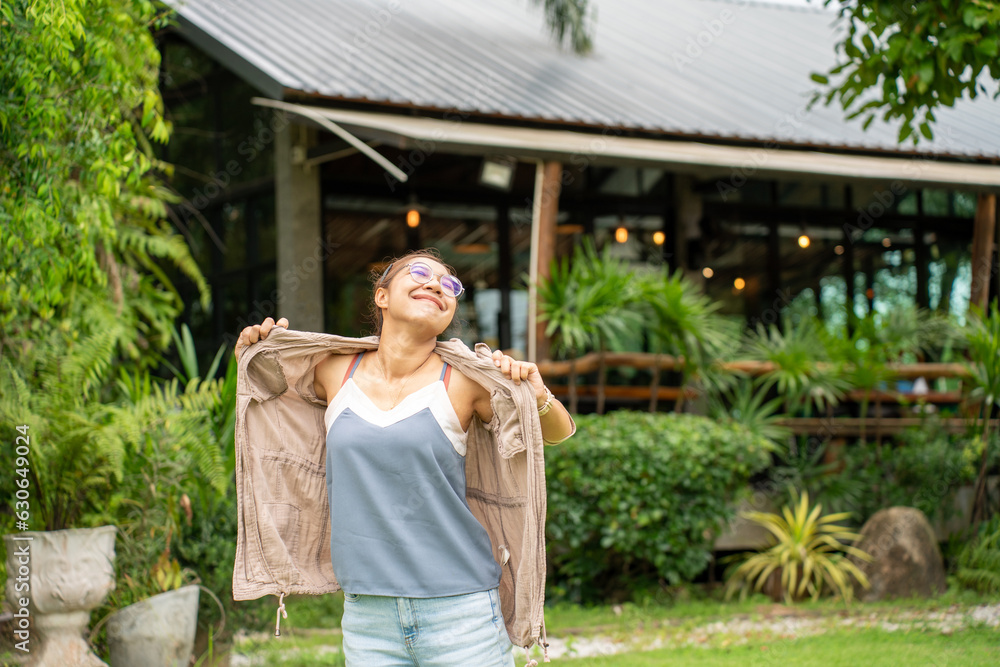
xmin=3 ymin=525 xmax=117 ymax=667
xmin=106 ymin=584 xmax=200 ymax=667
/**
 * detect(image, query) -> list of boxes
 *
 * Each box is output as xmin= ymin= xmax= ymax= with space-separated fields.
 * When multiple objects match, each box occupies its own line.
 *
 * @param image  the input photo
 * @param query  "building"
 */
xmin=160 ymin=0 xmax=1000 ymax=364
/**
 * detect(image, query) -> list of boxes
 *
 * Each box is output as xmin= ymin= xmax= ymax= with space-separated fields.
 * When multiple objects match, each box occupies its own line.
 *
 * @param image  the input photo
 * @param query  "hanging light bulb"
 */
xmin=652 ymin=231 xmax=665 ymax=246
xmin=702 ymin=267 xmax=714 ymax=279
xmin=615 ymin=226 xmax=628 ymax=243
xmin=406 ymin=208 xmax=420 ymax=228
xmin=798 ymin=234 xmax=811 ymax=248
xmin=734 ymin=277 xmax=746 ymax=291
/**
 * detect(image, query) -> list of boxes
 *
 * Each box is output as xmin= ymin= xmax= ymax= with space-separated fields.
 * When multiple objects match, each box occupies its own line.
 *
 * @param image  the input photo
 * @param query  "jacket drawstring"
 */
xmin=541 ymin=618 xmax=550 ymax=662
xmin=524 ymin=620 xmax=551 ymax=666
xmin=274 ymin=592 xmax=288 ymax=636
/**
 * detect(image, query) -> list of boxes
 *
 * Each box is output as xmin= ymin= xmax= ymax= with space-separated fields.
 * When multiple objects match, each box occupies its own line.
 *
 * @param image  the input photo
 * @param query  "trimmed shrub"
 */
xmin=545 ymin=411 xmax=773 ymax=602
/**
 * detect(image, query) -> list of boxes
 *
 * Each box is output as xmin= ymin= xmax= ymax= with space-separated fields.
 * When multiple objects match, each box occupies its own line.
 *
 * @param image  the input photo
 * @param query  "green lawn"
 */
xmin=223 ymin=589 xmax=999 ymax=667
xmin=551 ymin=628 xmax=1000 ymax=666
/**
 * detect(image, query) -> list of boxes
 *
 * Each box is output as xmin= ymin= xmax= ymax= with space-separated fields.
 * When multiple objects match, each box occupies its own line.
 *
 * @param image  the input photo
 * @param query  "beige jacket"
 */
xmin=234 ymin=328 xmax=550 ymax=651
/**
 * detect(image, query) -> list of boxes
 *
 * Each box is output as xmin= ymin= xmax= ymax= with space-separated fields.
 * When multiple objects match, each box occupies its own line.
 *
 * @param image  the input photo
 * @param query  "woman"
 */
xmin=235 ymin=249 xmax=574 ymax=666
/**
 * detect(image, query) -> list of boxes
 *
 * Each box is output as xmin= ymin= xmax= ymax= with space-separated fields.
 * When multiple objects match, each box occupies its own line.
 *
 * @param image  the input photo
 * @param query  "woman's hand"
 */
xmin=491 ymin=350 xmax=546 ymax=406
xmin=491 ymin=349 xmax=575 ymax=444
xmin=235 ymin=317 xmax=289 ymax=359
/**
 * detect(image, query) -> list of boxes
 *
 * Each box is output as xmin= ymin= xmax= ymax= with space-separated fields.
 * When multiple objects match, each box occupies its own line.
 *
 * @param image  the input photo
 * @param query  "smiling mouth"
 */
xmin=412 ymin=294 xmax=444 ymax=310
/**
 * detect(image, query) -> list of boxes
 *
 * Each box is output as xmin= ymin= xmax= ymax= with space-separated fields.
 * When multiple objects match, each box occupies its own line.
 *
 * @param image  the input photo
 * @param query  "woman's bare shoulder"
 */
xmin=314 ymin=352 xmax=356 ymax=402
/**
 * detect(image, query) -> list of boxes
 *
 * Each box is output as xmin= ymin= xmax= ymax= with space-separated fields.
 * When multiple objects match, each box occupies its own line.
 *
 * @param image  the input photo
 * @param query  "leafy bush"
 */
xmin=813 ymin=419 xmax=995 ymax=527
xmin=545 ymin=412 xmax=772 ymax=602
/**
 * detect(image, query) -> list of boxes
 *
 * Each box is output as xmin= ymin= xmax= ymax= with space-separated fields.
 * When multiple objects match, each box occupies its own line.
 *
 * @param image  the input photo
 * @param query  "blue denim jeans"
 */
xmin=341 ymin=587 xmax=515 ymax=666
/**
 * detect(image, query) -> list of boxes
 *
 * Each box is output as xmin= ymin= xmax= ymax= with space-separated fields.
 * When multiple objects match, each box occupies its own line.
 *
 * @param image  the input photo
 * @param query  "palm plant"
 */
xmin=744 ymin=318 xmax=850 ymax=421
xmin=822 ymin=320 xmax=894 ymax=452
xmin=707 ymin=377 xmax=792 ymax=453
xmin=536 ymin=238 xmax=641 ymax=413
xmin=724 ymin=490 xmax=871 ymax=603
xmin=639 ymin=268 xmax=736 ymax=412
xmin=824 ymin=307 xmax=963 ymax=451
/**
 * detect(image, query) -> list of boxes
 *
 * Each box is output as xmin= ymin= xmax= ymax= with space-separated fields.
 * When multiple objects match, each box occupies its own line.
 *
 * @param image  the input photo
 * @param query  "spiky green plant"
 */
xmin=724 ymin=490 xmax=871 ymax=603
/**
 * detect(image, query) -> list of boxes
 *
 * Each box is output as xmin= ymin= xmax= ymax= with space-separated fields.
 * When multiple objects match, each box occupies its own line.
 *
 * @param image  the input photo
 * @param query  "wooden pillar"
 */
xmin=970 ymin=193 xmax=997 ymax=313
xmin=534 ymin=161 xmax=562 ymax=362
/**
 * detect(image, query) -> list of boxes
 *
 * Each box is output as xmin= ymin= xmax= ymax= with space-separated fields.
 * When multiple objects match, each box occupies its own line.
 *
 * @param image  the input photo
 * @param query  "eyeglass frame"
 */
xmin=378 ymin=261 xmax=465 ymax=298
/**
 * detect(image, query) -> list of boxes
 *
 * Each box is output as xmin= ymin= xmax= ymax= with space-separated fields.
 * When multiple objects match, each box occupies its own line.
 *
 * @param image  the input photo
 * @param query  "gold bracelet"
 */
xmin=537 ymin=387 xmax=555 ymax=416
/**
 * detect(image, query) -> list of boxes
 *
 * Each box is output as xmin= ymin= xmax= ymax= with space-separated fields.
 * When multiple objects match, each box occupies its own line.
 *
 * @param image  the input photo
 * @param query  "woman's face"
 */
xmin=377 ymin=258 xmax=459 ymax=336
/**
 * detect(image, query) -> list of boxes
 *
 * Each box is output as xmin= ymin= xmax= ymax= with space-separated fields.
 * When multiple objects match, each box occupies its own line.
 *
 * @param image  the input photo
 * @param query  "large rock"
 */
xmin=850 ymin=507 xmax=946 ymax=601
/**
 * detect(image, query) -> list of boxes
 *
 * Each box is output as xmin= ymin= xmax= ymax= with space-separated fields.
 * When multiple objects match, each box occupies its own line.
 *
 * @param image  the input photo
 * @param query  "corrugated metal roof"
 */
xmin=167 ymin=0 xmax=1000 ymax=160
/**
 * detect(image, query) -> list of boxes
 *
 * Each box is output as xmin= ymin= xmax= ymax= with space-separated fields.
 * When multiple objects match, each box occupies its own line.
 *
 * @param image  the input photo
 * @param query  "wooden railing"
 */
xmin=536 ymin=353 xmax=993 ymax=435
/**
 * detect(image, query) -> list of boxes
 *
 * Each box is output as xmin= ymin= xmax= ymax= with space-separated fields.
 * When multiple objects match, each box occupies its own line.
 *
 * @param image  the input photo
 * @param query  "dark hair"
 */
xmin=368 ymin=248 xmax=457 ymax=336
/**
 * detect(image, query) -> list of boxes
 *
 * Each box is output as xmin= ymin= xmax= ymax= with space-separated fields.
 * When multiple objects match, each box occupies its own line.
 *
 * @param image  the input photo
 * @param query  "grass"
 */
xmin=554 ymin=627 xmax=1000 ymax=666
xmin=5 ymin=588 xmax=984 ymax=665
xmin=221 ymin=587 xmax=999 ymax=666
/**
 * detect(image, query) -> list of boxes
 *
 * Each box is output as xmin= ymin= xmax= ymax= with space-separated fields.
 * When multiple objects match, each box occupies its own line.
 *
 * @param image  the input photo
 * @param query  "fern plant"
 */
xmin=0 ymin=318 xmax=226 ymax=533
xmin=956 ymin=515 xmax=1000 ymax=595
xmin=724 ymin=490 xmax=872 ymax=603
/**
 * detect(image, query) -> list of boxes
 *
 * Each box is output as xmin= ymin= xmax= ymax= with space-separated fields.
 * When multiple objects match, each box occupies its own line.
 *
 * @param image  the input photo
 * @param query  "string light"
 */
xmin=406 ymin=209 xmax=420 ymax=228
xmin=702 ymin=267 xmax=714 ymax=279
xmin=834 ymin=245 xmax=845 ymax=255
xmin=798 ymin=234 xmax=811 ymax=248
xmin=734 ymin=277 xmax=746 ymax=290
xmin=652 ymin=231 xmax=665 ymax=246
xmin=615 ymin=227 xmax=628 ymax=243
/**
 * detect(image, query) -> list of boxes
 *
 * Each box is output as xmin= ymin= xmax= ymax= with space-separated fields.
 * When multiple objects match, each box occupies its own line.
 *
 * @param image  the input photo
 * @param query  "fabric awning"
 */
xmin=253 ymin=98 xmax=1000 ymax=189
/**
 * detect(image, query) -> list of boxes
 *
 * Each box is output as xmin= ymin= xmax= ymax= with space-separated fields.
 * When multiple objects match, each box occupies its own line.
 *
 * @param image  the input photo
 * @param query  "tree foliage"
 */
xmin=530 ymin=0 xmax=595 ymax=54
xmin=811 ymin=0 xmax=1000 ymax=144
xmin=0 ymin=0 xmax=208 ymax=359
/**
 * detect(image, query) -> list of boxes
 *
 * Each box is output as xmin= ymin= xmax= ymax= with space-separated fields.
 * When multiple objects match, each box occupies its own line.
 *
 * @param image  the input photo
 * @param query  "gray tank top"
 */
xmin=324 ymin=352 xmax=502 ymax=597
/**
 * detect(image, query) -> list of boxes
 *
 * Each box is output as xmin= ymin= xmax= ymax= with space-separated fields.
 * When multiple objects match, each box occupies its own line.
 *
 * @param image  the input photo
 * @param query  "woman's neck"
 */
xmin=376 ymin=325 xmax=438 ymax=378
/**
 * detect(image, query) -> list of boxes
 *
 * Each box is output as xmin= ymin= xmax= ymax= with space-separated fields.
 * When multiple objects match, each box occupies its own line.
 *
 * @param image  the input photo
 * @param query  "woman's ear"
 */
xmin=374 ymin=286 xmax=389 ymax=310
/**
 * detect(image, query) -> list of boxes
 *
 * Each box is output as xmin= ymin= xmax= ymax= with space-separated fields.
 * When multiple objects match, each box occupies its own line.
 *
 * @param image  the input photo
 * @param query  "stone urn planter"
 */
xmin=3 ymin=525 xmax=117 ymax=667
xmin=106 ymin=584 xmax=200 ymax=667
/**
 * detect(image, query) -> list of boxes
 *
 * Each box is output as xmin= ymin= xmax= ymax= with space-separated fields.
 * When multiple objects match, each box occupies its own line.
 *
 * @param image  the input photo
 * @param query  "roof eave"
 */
xmin=280 ymin=89 xmax=1000 ymax=165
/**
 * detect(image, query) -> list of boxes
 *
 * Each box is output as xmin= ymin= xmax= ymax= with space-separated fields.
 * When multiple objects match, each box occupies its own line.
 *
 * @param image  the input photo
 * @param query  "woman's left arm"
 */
xmin=491 ymin=351 xmax=576 ymax=445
